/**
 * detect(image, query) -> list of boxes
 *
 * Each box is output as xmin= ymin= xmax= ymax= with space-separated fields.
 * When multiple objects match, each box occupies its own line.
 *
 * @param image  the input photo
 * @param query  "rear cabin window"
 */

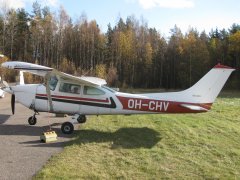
xmin=59 ymin=83 xmax=81 ymax=94
xmin=83 ymin=86 xmax=105 ymax=95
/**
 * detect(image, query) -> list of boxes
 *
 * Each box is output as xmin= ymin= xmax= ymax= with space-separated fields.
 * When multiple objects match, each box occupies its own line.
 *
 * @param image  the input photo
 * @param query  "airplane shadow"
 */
xmin=0 ymin=122 xmax=73 ymax=148
xmin=0 ymin=118 xmax=161 ymax=149
xmin=71 ymin=127 xmax=161 ymax=149
xmin=0 ymin=114 xmax=11 ymax=124
xmin=0 ymin=123 xmax=66 ymax=137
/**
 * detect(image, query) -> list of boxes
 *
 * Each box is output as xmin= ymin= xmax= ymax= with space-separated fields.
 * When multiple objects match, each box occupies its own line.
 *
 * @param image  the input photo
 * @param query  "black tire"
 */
xmin=77 ymin=115 xmax=86 ymax=124
xmin=28 ymin=116 xmax=37 ymax=125
xmin=61 ymin=122 xmax=74 ymax=134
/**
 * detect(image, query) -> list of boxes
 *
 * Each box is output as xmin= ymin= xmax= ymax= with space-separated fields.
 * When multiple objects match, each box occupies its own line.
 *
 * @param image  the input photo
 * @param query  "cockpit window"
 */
xmin=59 ymin=82 xmax=81 ymax=94
xmin=102 ymin=86 xmax=116 ymax=93
xmin=83 ymin=86 xmax=105 ymax=95
xmin=49 ymin=76 xmax=58 ymax=91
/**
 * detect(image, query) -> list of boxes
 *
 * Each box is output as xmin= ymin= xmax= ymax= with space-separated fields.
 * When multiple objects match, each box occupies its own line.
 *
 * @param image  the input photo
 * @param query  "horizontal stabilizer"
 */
xmin=180 ymin=104 xmax=209 ymax=112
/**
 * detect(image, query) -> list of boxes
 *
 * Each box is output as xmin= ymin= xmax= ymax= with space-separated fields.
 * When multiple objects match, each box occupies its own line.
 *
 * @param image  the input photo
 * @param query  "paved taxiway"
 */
xmin=0 ymin=94 xmax=74 ymax=180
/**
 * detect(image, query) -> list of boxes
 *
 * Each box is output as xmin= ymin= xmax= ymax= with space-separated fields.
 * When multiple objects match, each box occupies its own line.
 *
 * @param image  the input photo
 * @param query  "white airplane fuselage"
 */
xmin=11 ymin=83 xmax=175 ymax=115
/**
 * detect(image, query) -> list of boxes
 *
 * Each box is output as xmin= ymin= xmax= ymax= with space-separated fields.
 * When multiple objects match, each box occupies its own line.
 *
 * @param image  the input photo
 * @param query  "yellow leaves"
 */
xmin=23 ymin=72 xmax=34 ymax=84
xmin=210 ymin=38 xmax=219 ymax=50
xmin=106 ymin=66 xmax=118 ymax=86
xmin=0 ymin=55 xmax=9 ymax=80
xmin=0 ymin=54 xmax=8 ymax=64
xmin=118 ymin=30 xmax=136 ymax=60
xmin=96 ymin=65 xmax=118 ymax=86
xmin=59 ymin=58 xmax=75 ymax=74
xmin=187 ymin=31 xmax=197 ymax=44
xmin=178 ymin=46 xmax=184 ymax=55
xmin=184 ymin=31 xmax=198 ymax=50
xmin=229 ymin=31 xmax=240 ymax=52
xmin=145 ymin=42 xmax=153 ymax=66
xmin=95 ymin=64 xmax=107 ymax=79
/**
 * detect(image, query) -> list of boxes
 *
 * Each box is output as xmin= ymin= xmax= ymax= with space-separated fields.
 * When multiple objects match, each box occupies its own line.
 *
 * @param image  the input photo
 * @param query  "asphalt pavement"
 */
xmin=0 ymin=94 xmax=75 ymax=180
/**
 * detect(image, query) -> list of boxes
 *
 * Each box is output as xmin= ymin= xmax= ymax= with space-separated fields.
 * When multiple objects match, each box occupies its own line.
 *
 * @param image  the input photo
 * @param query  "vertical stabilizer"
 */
xmin=183 ymin=64 xmax=235 ymax=103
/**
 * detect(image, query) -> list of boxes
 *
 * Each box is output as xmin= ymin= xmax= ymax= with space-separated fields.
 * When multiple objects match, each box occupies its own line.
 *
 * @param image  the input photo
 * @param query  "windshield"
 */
xmin=48 ymin=76 xmax=58 ymax=91
xmin=102 ymin=86 xmax=116 ymax=93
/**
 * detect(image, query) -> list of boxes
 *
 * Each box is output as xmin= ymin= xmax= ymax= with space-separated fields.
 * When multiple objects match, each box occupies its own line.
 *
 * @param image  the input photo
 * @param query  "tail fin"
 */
xmin=182 ymin=64 xmax=235 ymax=103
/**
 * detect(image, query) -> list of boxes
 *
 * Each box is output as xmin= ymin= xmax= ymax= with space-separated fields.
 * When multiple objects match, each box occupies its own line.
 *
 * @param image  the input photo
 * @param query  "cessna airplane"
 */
xmin=0 ymin=61 xmax=235 ymax=134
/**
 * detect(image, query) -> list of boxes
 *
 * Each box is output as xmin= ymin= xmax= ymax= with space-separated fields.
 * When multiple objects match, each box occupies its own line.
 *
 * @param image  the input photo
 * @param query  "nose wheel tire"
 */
xmin=77 ymin=115 xmax=86 ymax=123
xmin=28 ymin=116 xmax=37 ymax=125
xmin=61 ymin=122 xmax=74 ymax=134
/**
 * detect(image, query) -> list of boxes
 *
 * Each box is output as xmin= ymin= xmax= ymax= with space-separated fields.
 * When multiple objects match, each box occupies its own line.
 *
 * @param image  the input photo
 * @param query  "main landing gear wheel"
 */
xmin=77 ymin=115 xmax=86 ymax=124
xmin=28 ymin=116 xmax=37 ymax=125
xmin=61 ymin=122 xmax=74 ymax=134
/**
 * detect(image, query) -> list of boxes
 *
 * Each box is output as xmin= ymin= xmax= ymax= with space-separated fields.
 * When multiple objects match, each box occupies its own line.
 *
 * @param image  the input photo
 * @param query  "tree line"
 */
xmin=0 ymin=2 xmax=239 ymax=89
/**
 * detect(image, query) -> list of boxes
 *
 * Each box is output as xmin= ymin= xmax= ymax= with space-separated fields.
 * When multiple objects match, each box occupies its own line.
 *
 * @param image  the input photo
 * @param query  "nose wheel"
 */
xmin=28 ymin=115 xmax=37 ymax=125
xmin=28 ymin=111 xmax=38 ymax=125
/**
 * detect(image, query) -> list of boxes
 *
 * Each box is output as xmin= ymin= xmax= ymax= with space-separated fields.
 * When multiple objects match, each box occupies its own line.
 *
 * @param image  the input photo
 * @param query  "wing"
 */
xmin=1 ymin=61 xmax=107 ymax=87
xmin=54 ymin=71 xmax=107 ymax=87
xmin=1 ymin=61 xmax=52 ymax=76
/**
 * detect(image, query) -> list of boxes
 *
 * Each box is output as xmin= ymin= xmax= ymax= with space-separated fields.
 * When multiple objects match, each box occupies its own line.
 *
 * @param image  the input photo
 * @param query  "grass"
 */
xmin=35 ymin=92 xmax=240 ymax=179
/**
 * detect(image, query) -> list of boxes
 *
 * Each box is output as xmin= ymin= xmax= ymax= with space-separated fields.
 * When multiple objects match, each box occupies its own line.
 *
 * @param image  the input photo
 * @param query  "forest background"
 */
xmin=0 ymin=2 xmax=239 ymax=89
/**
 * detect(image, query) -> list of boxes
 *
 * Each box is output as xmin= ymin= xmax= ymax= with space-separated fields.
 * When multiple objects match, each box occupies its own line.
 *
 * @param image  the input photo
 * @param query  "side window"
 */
xmin=83 ymin=86 xmax=105 ymax=95
xmin=49 ymin=76 xmax=58 ymax=91
xmin=59 ymin=82 xmax=81 ymax=94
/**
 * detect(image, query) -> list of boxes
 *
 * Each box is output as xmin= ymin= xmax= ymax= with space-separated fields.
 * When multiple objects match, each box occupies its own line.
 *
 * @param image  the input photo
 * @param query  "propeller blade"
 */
xmin=3 ymin=80 xmax=9 ymax=88
xmin=11 ymin=94 xmax=15 ymax=115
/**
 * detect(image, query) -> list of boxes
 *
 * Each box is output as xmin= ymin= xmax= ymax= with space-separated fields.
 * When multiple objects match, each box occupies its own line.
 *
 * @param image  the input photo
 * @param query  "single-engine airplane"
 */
xmin=0 ymin=61 xmax=235 ymax=134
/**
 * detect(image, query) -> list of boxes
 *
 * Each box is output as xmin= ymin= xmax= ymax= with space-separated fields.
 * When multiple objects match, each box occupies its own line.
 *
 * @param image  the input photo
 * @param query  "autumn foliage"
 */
xmin=0 ymin=3 xmax=239 ymax=89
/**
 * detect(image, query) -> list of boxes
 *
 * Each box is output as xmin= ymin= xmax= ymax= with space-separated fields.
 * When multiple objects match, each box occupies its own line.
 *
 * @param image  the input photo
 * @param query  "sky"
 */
xmin=1 ymin=0 xmax=240 ymax=36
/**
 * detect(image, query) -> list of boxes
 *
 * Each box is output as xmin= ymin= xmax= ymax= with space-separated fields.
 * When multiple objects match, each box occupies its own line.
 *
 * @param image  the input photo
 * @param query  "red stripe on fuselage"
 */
xmin=36 ymin=94 xmax=109 ymax=103
xmin=116 ymin=96 xmax=212 ymax=113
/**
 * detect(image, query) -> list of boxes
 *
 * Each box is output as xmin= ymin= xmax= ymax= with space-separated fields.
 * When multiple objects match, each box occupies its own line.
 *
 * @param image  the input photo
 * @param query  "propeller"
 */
xmin=11 ymin=94 xmax=15 ymax=114
xmin=1 ymin=78 xmax=15 ymax=114
xmin=1 ymin=77 xmax=15 ymax=114
xmin=2 ymin=80 xmax=9 ymax=88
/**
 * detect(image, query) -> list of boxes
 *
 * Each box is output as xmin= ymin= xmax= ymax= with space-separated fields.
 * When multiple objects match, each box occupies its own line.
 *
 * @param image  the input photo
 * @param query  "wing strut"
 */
xmin=45 ymin=72 xmax=54 ymax=112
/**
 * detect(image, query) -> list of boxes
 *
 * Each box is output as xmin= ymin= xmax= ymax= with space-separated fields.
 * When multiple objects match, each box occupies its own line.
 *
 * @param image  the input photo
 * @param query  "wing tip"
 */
xmin=180 ymin=103 xmax=210 ymax=112
xmin=214 ymin=63 xmax=236 ymax=70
